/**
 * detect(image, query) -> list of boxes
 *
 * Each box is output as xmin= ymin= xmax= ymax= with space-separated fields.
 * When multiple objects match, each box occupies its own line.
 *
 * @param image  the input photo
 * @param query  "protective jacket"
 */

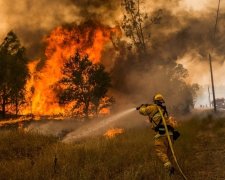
xmin=139 ymin=104 xmax=177 ymax=138
xmin=138 ymin=97 xmax=183 ymax=176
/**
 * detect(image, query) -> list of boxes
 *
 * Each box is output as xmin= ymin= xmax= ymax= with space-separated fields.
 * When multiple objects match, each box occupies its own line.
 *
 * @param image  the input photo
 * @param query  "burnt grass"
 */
xmin=0 ymin=116 xmax=225 ymax=180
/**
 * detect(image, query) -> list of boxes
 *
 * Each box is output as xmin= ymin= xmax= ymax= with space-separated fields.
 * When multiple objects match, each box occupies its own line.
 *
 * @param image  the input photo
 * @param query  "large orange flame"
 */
xmin=22 ymin=23 xmax=121 ymax=116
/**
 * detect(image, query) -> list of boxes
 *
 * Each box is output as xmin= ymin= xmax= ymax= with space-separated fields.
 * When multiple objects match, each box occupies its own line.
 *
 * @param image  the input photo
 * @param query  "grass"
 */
xmin=0 ymin=116 xmax=224 ymax=180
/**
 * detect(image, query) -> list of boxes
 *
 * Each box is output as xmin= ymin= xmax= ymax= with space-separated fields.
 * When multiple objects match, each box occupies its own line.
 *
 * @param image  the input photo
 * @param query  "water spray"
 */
xmin=63 ymin=108 xmax=136 ymax=142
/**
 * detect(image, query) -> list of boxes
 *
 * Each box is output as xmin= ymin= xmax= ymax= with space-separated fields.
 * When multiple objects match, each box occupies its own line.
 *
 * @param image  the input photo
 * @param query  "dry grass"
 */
xmin=0 ymin=116 xmax=224 ymax=180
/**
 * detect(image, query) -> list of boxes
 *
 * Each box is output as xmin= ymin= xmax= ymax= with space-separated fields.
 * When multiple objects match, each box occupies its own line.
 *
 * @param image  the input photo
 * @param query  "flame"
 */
xmin=99 ymin=108 xmax=110 ymax=115
xmin=0 ymin=116 xmax=32 ymax=127
xmin=22 ymin=23 xmax=121 ymax=116
xmin=104 ymin=128 xmax=124 ymax=138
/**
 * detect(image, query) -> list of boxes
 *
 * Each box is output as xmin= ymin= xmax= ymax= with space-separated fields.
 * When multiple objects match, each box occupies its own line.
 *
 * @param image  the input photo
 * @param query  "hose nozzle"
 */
xmin=136 ymin=104 xmax=144 ymax=111
xmin=136 ymin=106 xmax=141 ymax=110
xmin=136 ymin=104 xmax=150 ymax=111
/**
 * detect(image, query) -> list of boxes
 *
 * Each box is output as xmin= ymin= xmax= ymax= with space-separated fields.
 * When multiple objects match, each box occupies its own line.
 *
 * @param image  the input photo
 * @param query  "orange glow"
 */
xmin=104 ymin=128 xmax=124 ymax=138
xmin=99 ymin=108 xmax=110 ymax=115
xmin=0 ymin=116 xmax=32 ymax=127
xmin=22 ymin=23 xmax=121 ymax=116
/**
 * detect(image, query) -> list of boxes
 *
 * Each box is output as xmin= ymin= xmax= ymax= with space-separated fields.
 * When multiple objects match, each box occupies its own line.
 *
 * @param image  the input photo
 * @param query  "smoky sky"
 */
xmin=109 ymin=0 xmax=225 ymax=110
xmin=0 ymin=0 xmax=121 ymax=58
xmin=70 ymin=0 xmax=121 ymax=22
xmin=1 ymin=0 xmax=224 ymax=59
xmin=0 ymin=0 xmax=77 ymax=58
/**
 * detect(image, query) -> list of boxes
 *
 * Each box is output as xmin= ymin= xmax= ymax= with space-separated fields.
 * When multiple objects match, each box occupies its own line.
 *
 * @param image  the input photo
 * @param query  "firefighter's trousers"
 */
xmin=154 ymin=135 xmax=174 ymax=166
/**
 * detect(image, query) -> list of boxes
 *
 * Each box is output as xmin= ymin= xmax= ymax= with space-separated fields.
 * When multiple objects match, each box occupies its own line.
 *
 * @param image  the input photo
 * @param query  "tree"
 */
xmin=111 ymin=1 xmax=199 ymax=114
xmin=162 ymin=63 xmax=199 ymax=113
xmin=0 ymin=31 xmax=29 ymax=118
xmin=121 ymin=0 xmax=163 ymax=56
xmin=58 ymin=51 xmax=113 ymax=118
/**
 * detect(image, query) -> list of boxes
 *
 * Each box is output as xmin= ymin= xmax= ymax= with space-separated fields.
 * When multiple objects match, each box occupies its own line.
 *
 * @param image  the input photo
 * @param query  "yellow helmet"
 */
xmin=153 ymin=93 xmax=165 ymax=103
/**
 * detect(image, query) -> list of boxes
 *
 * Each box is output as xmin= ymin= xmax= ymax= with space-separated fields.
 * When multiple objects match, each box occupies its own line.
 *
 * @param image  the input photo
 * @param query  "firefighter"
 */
xmin=137 ymin=93 xmax=179 ymax=175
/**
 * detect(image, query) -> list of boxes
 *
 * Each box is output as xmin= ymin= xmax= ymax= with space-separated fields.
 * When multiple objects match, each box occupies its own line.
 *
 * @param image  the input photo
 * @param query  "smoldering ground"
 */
xmin=24 ymin=108 xmax=146 ymax=142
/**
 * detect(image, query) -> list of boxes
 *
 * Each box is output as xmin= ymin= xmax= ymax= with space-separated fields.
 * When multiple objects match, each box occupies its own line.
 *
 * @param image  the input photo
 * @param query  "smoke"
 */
xmin=1 ymin=0 xmax=224 ymax=62
xmin=63 ymin=108 xmax=136 ymax=142
xmin=0 ymin=0 xmax=79 ymax=58
xmin=0 ymin=0 xmax=121 ymax=58
xmin=1 ymin=0 xmax=225 ymax=112
xmin=25 ymin=108 xmax=144 ymax=142
xmin=178 ymin=51 xmax=225 ymax=106
xmin=111 ymin=0 xmax=225 ymax=111
xmin=1 ymin=0 xmax=224 ymax=61
xmin=70 ymin=0 xmax=122 ymax=25
xmin=25 ymin=119 xmax=82 ymax=137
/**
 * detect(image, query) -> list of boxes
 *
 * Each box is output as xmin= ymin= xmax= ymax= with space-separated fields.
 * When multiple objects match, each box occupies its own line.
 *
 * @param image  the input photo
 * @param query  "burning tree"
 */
xmin=21 ymin=22 xmax=120 ymax=116
xmin=0 ymin=31 xmax=29 ymax=118
xmin=58 ymin=51 xmax=113 ymax=119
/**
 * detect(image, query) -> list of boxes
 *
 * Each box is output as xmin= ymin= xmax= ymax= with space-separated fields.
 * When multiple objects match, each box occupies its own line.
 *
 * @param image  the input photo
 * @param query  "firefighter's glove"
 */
xmin=136 ymin=104 xmax=144 ymax=110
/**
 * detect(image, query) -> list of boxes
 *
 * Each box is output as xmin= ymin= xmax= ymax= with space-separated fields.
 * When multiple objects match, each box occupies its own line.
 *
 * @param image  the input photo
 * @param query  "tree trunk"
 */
xmin=95 ymin=103 xmax=99 ymax=117
xmin=15 ymin=96 xmax=18 ymax=117
xmin=2 ymin=97 xmax=6 ymax=118
xmin=95 ymin=106 xmax=99 ymax=117
xmin=84 ymin=101 xmax=89 ymax=120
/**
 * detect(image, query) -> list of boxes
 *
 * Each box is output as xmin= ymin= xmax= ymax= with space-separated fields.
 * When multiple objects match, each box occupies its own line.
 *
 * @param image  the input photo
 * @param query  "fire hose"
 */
xmin=157 ymin=106 xmax=188 ymax=180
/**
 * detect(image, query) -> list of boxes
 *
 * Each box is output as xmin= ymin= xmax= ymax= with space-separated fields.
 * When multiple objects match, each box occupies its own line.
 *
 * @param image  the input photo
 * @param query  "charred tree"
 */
xmin=0 ymin=31 xmax=29 ymax=118
xmin=122 ymin=0 xmax=147 ymax=56
xmin=58 ymin=51 xmax=113 ymax=119
xmin=121 ymin=0 xmax=162 ymax=58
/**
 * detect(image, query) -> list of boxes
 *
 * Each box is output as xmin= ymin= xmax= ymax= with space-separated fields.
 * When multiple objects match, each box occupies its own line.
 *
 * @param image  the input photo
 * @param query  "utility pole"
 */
xmin=209 ymin=54 xmax=216 ymax=111
xmin=208 ymin=86 xmax=211 ymax=108
xmin=209 ymin=0 xmax=221 ymax=112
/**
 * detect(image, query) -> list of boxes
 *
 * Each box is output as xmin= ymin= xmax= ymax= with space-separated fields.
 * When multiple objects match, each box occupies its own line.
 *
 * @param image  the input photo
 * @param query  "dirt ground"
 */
xmin=0 ymin=115 xmax=225 ymax=180
xmin=184 ymin=118 xmax=225 ymax=180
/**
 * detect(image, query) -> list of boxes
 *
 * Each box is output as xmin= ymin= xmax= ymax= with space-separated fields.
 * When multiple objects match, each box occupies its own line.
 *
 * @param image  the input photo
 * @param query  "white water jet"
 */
xmin=62 ymin=108 xmax=136 ymax=143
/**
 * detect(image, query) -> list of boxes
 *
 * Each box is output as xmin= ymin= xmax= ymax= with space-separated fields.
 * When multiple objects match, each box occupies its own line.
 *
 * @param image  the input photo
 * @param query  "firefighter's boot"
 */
xmin=164 ymin=161 xmax=175 ymax=176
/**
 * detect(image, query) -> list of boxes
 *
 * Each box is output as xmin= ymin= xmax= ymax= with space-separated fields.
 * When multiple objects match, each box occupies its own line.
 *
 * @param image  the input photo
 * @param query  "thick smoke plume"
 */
xmin=1 ymin=0 xmax=224 ymax=63
xmin=0 ymin=0 xmax=121 ymax=58
xmin=0 ymin=0 xmax=78 ymax=58
xmin=110 ymin=0 xmax=225 ymax=111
